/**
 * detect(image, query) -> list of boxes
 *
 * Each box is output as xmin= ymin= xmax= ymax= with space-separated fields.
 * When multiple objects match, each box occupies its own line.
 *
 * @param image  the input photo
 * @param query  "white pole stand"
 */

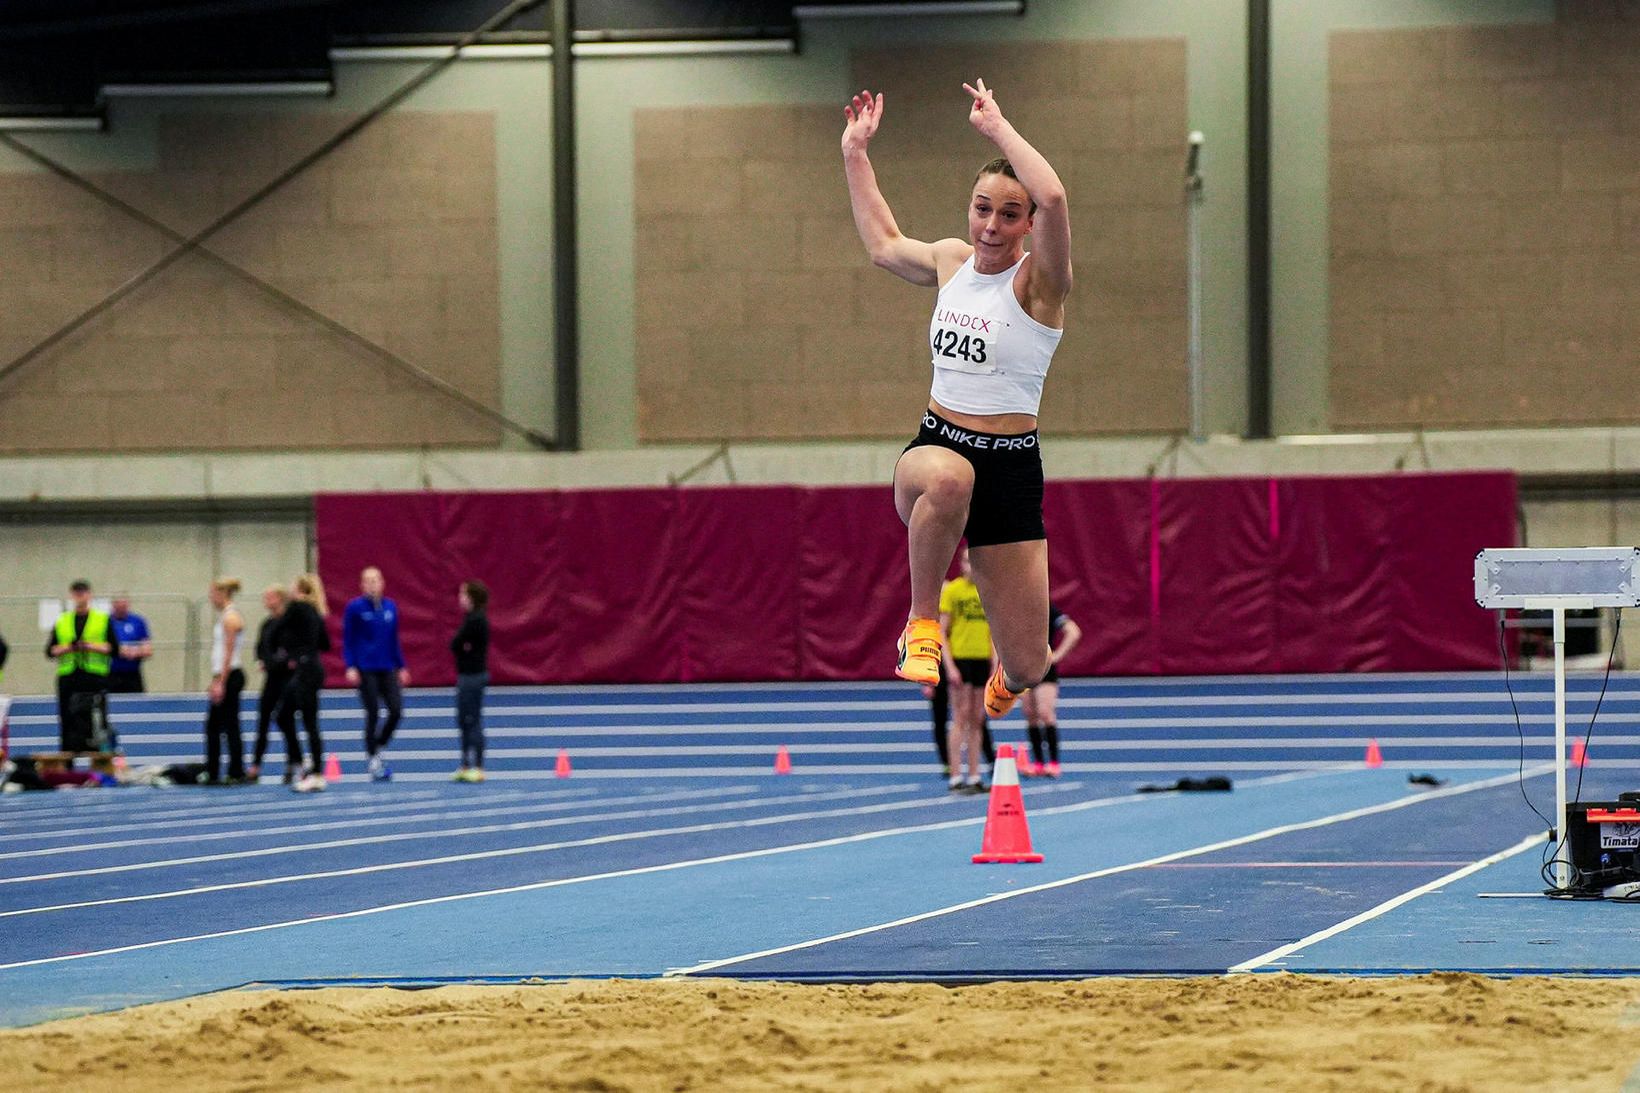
xmin=1475 ymin=548 xmax=1640 ymax=894
xmin=1552 ymin=604 xmax=1570 ymax=891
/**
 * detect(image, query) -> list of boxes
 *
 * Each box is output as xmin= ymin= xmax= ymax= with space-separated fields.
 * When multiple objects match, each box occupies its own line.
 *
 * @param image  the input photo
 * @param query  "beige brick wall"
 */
xmin=633 ymin=38 xmax=1190 ymax=443
xmin=1329 ymin=11 xmax=1640 ymax=429
xmin=0 ymin=111 xmax=502 ymax=453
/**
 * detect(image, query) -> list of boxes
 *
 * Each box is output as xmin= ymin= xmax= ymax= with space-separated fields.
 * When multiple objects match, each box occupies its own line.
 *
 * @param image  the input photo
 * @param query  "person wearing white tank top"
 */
xmin=204 ymin=577 xmax=248 ymax=783
xmin=842 ymin=78 xmax=1073 ymax=733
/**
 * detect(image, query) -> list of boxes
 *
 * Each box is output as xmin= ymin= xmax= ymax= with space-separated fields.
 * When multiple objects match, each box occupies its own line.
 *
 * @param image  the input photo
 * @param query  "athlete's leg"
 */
xmin=929 ymin=679 xmax=950 ymax=771
xmin=1021 ymin=688 xmax=1045 ymax=768
xmin=952 ymin=682 xmax=984 ymax=783
xmin=1035 ymin=679 xmax=1061 ymax=767
xmin=893 ymin=446 xmax=973 ymax=620
xmin=968 ymin=539 xmax=1052 ymax=692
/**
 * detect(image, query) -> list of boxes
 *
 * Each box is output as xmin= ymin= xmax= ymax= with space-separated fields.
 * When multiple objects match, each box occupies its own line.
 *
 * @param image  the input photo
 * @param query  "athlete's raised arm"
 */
xmin=841 ymin=89 xmax=966 ymax=288
xmin=963 ymin=78 xmax=1072 ymax=313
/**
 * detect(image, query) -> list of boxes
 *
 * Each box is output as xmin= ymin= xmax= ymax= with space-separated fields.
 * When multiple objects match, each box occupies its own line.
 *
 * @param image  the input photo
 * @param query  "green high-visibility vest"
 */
xmin=54 ymin=611 xmax=112 ymax=677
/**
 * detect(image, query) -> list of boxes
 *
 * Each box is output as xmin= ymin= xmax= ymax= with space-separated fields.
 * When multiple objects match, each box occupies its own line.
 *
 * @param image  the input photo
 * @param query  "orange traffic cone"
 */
xmin=1571 ymin=740 xmax=1589 ymax=768
xmin=774 ymin=745 xmax=792 ymax=774
xmin=972 ymin=745 xmax=1044 ymax=864
xmin=555 ymin=749 xmax=572 ymax=778
xmin=323 ymin=753 xmax=342 ymax=781
xmin=1364 ymin=739 xmax=1383 ymax=769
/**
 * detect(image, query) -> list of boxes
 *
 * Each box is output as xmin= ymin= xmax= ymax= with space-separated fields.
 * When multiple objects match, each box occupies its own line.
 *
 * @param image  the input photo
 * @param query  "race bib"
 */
xmin=931 ymin=306 xmax=1004 ymax=375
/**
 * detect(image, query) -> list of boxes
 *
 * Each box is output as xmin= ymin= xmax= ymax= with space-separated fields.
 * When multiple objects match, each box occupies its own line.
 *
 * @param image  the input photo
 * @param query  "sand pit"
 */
xmin=3 ymin=974 xmax=1638 ymax=1091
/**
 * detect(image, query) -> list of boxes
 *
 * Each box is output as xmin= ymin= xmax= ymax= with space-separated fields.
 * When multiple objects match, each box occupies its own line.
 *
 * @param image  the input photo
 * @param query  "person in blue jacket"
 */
xmin=343 ymin=566 xmax=409 ymax=782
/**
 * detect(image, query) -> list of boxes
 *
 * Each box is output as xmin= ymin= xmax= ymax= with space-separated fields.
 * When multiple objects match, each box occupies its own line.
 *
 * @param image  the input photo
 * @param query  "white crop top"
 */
xmin=212 ymin=608 xmax=243 ymax=675
xmin=927 ymin=253 xmax=1063 ymax=417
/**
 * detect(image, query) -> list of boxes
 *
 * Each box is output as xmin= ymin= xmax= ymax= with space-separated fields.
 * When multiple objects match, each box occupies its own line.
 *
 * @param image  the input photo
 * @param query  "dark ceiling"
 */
xmin=0 ymin=1 xmax=1016 ymax=117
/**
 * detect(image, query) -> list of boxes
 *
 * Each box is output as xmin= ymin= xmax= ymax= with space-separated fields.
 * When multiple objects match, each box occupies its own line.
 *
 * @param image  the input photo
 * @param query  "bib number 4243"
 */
xmin=932 ymin=328 xmax=989 ymax=366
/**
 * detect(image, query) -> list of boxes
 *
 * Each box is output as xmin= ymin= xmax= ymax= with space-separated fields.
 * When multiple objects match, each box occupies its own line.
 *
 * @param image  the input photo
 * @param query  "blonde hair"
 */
xmin=212 ymin=577 xmax=242 ymax=599
xmin=293 ymin=572 xmax=329 ymax=617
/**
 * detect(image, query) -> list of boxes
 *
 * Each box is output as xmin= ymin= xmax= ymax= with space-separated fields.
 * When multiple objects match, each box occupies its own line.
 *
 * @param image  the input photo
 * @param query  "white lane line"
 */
xmin=0 ymin=783 xmax=929 ymax=885
xmin=1226 ymin=831 xmax=1547 ymax=973
xmin=0 ymin=788 xmax=581 ymax=841
xmin=0 ymin=786 xmax=453 ymax=822
xmin=0 ymin=786 xmax=760 ymax=860
xmin=0 ymin=781 xmax=1188 ymax=969
xmin=664 ymin=766 xmax=1552 ymax=976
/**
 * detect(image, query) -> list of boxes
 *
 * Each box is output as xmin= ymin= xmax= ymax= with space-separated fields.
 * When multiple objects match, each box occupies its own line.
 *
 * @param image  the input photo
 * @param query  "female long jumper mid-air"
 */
xmin=841 ymin=78 xmax=1073 ymax=718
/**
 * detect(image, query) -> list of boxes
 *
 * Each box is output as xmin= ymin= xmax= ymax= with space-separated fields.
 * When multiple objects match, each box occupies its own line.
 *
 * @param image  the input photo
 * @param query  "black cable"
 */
xmin=1570 ymin=609 xmax=1621 ymax=809
xmin=1499 ymin=616 xmax=1551 ymax=831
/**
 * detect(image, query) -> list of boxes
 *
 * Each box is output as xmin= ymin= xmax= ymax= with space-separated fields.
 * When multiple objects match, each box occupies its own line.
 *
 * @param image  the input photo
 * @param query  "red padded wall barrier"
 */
xmin=314 ymin=471 xmax=1516 ymax=685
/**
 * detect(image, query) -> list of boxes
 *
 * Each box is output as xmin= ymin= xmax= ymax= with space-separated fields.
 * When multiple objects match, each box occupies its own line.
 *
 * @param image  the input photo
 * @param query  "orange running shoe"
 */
xmin=984 ymin=662 xmax=1023 ymax=719
xmin=895 ymin=617 xmax=943 ymax=685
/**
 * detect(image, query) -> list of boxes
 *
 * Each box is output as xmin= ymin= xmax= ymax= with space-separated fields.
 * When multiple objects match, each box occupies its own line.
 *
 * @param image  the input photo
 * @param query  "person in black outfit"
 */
xmin=450 ymin=580 xmax=490 ymax=783
xmin=274 ymin=572 xmax=331 ymax=793
xmin=248 ymin=584 xmax=297 ymax=784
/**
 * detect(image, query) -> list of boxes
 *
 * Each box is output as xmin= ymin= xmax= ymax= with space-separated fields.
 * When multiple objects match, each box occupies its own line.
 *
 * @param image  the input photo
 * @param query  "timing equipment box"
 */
xmin=1564 ymin=799 xmax=1640 ymax=896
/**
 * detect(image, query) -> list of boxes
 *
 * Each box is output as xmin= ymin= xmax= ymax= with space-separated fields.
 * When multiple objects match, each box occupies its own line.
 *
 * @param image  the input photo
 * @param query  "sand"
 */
xmin=3 ymin=974 xmax=1638 ymax=1091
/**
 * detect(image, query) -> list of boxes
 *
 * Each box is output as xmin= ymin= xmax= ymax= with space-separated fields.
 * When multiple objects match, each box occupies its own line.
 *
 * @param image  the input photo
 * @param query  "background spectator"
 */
xmin=939 ymin=549 xmax=992 ymax=794
xmin=1022 ymin=601 xmax=1082 ymax=778
xmin=450 ymin=580 xmax=490 ymax=783
xmin=276 ymin=573 xmax=330 ymax=793
xmin=344 ymin=565 xmax=408 ymax=783
xmin=107 ymin=594 xmax=153 ymax=694
xmin=202 ymin=578 xmax=247 ymax=784
xmin=46 ymin=580 xmax=118 ymax=753
xmin=249 ymin=584 xmax=295 ymax=784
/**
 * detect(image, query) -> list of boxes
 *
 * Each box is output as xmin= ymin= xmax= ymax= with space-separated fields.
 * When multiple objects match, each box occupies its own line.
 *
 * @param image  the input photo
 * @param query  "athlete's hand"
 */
xmin=963 ymin=78 xmax=1009 ymax=140
xmin=398 ymin=668 xmax=411 ymax=686
xmin=841 ymin=88 xmax=884 ymax=155
xmin=345 ymin=667 xmax=360 ymax=685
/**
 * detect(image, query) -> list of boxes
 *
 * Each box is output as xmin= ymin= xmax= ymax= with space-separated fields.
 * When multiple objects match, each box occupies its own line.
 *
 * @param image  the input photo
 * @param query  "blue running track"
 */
xmin=2 ymin=673 xmax=1638 ymax=1027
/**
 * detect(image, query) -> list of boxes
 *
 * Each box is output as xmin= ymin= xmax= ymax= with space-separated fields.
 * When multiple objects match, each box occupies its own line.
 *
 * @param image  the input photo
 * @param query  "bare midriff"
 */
xmin=928 ymin=399 xmax=1037 ymax=436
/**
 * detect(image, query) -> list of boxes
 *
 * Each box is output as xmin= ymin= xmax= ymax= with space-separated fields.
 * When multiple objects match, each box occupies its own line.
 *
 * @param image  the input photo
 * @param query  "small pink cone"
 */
xmin=555 ymin=749 xmax=572 ymax=778
xmin=323 ymin=753 xmax=342 ymax=781
xmin=774 ymin=745 xmax=792 ymax=774
xmin=1364 ymin=739 xmax=1383 ymax=769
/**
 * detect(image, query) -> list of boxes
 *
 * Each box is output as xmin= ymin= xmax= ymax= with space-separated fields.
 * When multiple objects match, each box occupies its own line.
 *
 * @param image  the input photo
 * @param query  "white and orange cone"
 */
xmin=972 ymin=744 xmax=1044 ymax=864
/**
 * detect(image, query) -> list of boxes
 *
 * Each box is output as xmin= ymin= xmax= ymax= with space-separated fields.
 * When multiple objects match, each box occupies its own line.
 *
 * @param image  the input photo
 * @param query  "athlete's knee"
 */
xmin=917 ymin=468 xmax=972 ymax=514
xmin=1005 ymin=648 xmax=1052 ymax=691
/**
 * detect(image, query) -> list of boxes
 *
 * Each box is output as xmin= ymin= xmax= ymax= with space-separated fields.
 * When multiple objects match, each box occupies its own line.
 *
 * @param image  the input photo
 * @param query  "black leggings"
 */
xmin=1028 ymin=722 xmax=1060 ymax=765
xmin=254 ymin=670 xmax=296 ymax=770
xmin=456 ymin=672 xmax=487 ymax=767
xmin=357 ymin=669 xmax=403 ymax=756
xmin=275 ymin=664 xmax=324 ymax=774
xmin=204 ymin=669 xmax=246 ymax=780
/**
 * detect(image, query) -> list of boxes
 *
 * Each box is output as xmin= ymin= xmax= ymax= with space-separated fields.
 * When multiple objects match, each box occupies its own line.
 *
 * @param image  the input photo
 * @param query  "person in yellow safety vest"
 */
xmin=45 ymin=579 xmax=119 ymax=753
